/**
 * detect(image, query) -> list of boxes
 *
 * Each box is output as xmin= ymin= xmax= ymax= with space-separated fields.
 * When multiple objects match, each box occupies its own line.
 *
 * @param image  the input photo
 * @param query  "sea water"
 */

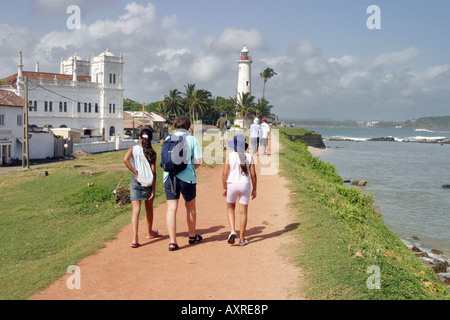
xmin=302 ymin=126 xmax=450 ymax=261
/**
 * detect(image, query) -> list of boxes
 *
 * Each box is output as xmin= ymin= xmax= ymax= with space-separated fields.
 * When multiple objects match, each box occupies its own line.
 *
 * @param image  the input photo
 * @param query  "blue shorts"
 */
xmin=130 ymin=175 xmax=152 ymax=201
xmin=164 ymin=176 xmax=197 ymax=202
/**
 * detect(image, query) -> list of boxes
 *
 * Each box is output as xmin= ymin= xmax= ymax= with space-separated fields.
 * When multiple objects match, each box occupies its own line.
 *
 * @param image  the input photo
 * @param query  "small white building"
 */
xmin=0 ymin=90 xmax=24 ymax=165
xmin=2 ymin=50 xmax=124 ymax=141
xmin=0 ymin=90 xmax=54 ymax=164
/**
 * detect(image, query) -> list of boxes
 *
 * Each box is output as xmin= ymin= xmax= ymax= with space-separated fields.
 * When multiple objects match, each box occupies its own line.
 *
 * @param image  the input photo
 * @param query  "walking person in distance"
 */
xmin=260 ymin=118 xmax=271 ymax=156
xmin=216 ymin=112 xmax=228 ymax=150
xmin=249 ymin=118 xmax=262 ymax=155
xmin=222 ymin=134 xmax=257 ymax=246
xmin=123 ymin=129 xmax=160 ymax=248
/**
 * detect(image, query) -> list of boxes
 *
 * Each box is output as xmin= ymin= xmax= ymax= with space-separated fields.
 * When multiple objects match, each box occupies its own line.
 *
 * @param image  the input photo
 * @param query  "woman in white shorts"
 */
xmin=222 ymin=135 xmax=257 ymax=246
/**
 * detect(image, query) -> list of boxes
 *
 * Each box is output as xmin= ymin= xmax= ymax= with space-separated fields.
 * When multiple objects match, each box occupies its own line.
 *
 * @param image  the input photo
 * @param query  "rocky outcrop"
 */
xmin=368 ymin=137 xmax=396 ymax=142
xmin=286 ymin=133 xmax=326 ymax=149
xmin=408 ymin=243 xmax=450 ymax=287
xmin=351 ymin=180 xmax=367 ymax=186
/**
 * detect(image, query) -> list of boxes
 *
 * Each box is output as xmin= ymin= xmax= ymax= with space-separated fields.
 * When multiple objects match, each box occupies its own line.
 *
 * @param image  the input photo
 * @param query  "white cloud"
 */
xmin=372 ymin=47 xmax=419 ymax=67
xmin=205 ymin=28 xmax=265 ymax=54
xmin=339 ymin=70 xmax=369 ymax=88
xmin=289 ymin=40 xmax=318 ymax=57
xmin=329 ymin=55 xmax=359 ymax=67
xmin=2 ymin=1 xmax=449 ymax=122
xmin=189 ymin=55 xmax=225 ymax=82
xmin=304 ymin=57 xmax=328 ymax=75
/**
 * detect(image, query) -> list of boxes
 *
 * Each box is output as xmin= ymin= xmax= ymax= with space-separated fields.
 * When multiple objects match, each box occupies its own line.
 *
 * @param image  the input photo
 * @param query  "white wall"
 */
xmin=73 ymin=138 xmax=139 ymax=154
xmin=29 ymin=132 xmax=54 ymax=159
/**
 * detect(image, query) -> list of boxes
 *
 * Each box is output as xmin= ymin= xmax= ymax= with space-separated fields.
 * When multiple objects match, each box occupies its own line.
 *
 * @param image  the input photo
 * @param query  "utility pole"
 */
xmin=142 ymin=103 xmax=145 ymax=130
xmin=22 ymin=76 xmax=29 ymax=170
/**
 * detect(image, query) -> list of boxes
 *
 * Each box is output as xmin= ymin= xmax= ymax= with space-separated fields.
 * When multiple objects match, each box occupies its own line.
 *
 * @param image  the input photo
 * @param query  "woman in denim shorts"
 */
xmin=124 ymin=129 xmax=160 ymax=248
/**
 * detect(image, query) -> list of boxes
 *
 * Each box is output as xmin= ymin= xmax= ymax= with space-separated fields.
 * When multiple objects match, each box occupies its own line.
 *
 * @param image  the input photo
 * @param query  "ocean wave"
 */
xmin=326 ymin=136 xmax=368 ymax=141
xmin=326 ymin=135 xmax=447 ymax=142
xmin=408 ymin=136 xmax=447 ymax=141
xmin=415 ymin=129 xmax=435 ymax=133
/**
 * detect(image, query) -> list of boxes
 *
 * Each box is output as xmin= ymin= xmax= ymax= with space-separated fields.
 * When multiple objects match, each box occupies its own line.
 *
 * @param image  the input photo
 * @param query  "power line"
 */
xmin=28 ymin=81 xmax=126 ymax=111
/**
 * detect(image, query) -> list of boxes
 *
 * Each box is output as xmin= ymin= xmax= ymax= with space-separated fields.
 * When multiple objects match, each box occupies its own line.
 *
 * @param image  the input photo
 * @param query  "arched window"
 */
xmin=109 ymin=126 xmax=115 ymax=137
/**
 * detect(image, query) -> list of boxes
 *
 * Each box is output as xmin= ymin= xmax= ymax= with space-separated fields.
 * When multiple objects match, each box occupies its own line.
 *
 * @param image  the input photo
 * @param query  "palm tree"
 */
xmin=155 ymin=101 xmax=168 ymax=120
xmin=236 ymin=92 xmax=256 ymax=128
xmin=254 ymin=98 xmax=273 ymax=119
xmin=186 ymin=89 xmax=211 ymax=123
xmin=164 ymin=89 xmax=184 ymax=120
xmin=260 ymin=68 xmax=278 ymax=99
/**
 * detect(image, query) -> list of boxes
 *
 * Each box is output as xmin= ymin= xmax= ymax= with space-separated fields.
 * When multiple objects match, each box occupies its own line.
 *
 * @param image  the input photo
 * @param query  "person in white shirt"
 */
xmin=249 ymin=118 xmax=262 ymax=155
xmin=222 ymin=135 xmax=257 ymax=246
xmin=260 ymin=118 xmax=271 ymax=156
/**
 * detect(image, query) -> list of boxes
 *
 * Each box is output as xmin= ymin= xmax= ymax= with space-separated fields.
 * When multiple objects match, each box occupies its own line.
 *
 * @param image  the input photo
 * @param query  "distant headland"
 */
xmin=284 ymin=116 xmax=450 ymax=131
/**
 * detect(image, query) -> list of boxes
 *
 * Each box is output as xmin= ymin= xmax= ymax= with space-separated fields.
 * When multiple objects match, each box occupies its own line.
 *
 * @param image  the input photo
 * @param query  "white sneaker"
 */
xmin=227 ymin=232 xmax=237 ymax=244
xmin=238 ymin=239 xmax=249 ymax=246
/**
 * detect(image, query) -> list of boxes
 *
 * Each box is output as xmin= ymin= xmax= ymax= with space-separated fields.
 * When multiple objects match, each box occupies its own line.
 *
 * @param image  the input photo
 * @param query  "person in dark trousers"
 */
xmin=163 ymin=116 xmax=203 ymax=251
xmin=216 ymin=113 xmax=228 ymax=150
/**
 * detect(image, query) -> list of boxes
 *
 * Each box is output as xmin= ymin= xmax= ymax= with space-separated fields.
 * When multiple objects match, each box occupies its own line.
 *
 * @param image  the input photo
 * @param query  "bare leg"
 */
xmin=227 ymin=202 xmax=236 ymax=233
xmin=239 ymin=204 xmax=248 ymax=243
xmin=145 ymin=198 xmax=155 ymax=238
xmin=185 ymin=198 xmax=197 ymax=238
xmin=131 ymin=200 xmax=141 ymax=245
xmin=166 ymin=199 xmax=179 ymax=246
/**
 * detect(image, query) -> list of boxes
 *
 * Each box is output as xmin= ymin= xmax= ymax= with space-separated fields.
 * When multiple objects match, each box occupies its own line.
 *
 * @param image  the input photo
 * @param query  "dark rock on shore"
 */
xmin=432 ymin=261 xmax=449 ymax=274
xmin=286 ymin=133 xmax=326 ymax=149
xmin=442 ymin=185 xmax=450 ymax=189
xmin=408 ymin=244 xmax=450 ymax=286
xmin=351 ymin=180 xmax=367 ymax=186
xmin=368 ymin=137 xmax=396 ymax=142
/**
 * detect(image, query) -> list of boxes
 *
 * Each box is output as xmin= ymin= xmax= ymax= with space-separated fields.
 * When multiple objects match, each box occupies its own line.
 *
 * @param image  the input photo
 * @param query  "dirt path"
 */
xmin=30 ymin=143 xmax=304 ymax=300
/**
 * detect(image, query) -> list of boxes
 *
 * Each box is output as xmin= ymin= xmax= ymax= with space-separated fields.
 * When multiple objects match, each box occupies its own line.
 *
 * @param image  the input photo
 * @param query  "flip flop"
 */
xmin=146 ymin=230 xmax=160 ymax=239
xmin=130 ymin=243 xmax=141 ymax=248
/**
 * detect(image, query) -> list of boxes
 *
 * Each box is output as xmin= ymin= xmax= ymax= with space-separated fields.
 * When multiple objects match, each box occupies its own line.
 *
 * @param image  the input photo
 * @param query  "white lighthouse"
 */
xmin=237 ymin=45 xmax=253 ymax=104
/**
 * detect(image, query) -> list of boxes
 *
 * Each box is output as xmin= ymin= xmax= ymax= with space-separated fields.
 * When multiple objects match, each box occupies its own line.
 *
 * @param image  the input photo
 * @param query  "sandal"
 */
xmin=146 ymin=230 xmax=160 ymax=239
xmin=130 ymin=243 xmax=141 ymax=248
xmin=169 ymin=243 xmax=179 ymax=251
xmin=189 ymin=234 xmax=203 ymax=245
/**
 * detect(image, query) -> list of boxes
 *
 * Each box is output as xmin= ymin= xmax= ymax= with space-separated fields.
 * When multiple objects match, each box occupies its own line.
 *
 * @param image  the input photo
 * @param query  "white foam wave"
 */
xmin=409 ymin=136 xmax=447 ymax=141
xmin=327 ymin=136 xmax=368 ymax=141
xmin=415 ymin=129 xmax=435 ymax=133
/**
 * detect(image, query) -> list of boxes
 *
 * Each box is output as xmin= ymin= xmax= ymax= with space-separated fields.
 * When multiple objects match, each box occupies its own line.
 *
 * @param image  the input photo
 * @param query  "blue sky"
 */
xmin=1 ymin=0 xmax=449 ymax=121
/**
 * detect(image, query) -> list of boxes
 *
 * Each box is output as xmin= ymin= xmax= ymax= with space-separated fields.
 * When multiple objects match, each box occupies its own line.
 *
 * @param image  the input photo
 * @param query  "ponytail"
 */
xmin=238 ymin=152 xmax=249 ymax=177
xmin=140 ymin=129 xmax=157 ymax=164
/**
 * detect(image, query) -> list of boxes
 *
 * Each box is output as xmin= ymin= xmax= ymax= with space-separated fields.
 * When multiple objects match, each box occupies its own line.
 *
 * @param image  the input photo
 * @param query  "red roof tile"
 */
xmin=1 ymin=72 xmax=91 ymax=89
xmin=0 ymin=89 xmax=32 ymax=108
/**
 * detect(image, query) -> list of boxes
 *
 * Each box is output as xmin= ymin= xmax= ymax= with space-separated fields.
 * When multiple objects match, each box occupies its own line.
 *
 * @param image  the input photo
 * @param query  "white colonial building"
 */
xmin=3 ymin=50 xmax=124 ymax=141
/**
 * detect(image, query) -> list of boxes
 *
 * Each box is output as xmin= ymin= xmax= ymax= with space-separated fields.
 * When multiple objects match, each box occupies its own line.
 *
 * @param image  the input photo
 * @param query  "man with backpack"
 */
xmin=161 ymin=115 xmax=203 ymax=251
xmin=216 ymin=113 xmax=229 ymax=150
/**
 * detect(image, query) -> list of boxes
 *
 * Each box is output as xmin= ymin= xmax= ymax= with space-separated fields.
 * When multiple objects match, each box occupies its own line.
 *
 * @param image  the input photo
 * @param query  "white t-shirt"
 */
xmin=250 ymin=123 xmax=261 ymax=138
xmin=227 ymin=152 xmax=253 ymax=184
xmin=261 ymin=123 xmax=270 ymax=139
